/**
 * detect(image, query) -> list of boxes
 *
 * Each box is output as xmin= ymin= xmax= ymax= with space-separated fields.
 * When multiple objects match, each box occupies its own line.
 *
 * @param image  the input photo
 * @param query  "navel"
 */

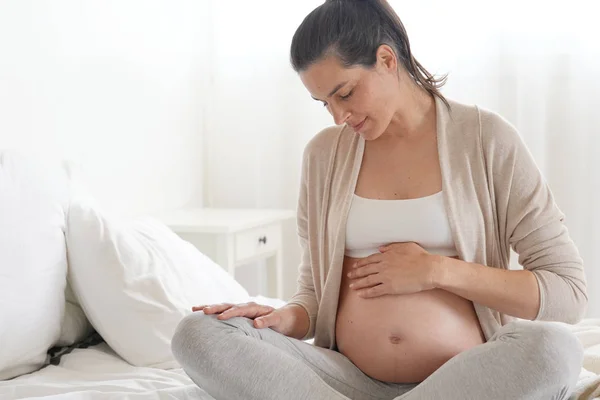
xmin=389 ymin=334 xmax=403 ymax=345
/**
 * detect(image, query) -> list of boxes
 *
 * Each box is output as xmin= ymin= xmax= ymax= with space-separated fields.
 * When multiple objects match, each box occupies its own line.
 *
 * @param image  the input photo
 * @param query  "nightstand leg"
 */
xmin=265 ymin=252 xmax=284 ymax=299
xmin=216 ymin=234 xmax=236 ymax=278
xmin=275 ymin=250 xmax=284 ymax=299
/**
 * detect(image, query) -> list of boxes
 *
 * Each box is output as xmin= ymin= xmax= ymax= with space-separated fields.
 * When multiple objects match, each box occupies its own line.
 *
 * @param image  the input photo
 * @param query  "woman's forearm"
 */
xmin=433 ymin=257 xmax=540 ymax=320
xmin=281 ymin=304 xmax=311 ymax=340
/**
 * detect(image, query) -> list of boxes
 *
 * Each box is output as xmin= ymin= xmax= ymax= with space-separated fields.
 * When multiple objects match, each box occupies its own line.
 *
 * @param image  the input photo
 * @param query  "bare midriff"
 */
xmin=335 ymin=255 xmax=485 ymax=384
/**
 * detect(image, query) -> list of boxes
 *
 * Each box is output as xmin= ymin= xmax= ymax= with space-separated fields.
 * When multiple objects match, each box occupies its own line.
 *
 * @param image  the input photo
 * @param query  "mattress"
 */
xmin=0 ymin=342 xmax=210 ymax=400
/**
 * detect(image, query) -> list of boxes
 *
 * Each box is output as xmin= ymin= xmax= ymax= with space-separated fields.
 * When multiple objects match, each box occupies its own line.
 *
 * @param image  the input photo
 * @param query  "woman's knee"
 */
xmin=517 ymin=321 xmax=583 ymax=383
xmin=171 ymin=313 xmax=256 ymax=362
xmin=171 ymin=313 xmax=224 ymax=362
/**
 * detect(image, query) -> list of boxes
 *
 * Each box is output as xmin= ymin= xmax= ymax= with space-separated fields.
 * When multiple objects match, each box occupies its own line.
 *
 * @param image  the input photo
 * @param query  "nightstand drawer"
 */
xmin=235 ymin=224 xmax=281 ymax=262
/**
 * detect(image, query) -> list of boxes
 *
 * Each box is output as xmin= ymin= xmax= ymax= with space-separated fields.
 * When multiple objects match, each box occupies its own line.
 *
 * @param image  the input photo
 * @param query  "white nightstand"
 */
xmin=153 ymin=208 xmax=295 ymax=299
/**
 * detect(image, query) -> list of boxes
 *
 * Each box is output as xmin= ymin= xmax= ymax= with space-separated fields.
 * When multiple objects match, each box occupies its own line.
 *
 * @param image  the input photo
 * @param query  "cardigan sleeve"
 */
xmin=479 ymin=108 xmax=588 ymax=324
xmin=286 ymin=147 xmax=318 ymax=340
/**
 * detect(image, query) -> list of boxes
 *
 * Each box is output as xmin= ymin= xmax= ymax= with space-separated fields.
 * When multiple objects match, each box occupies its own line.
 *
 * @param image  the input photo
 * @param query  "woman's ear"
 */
xmin=375 ymin=44 xmax=398 ymax=73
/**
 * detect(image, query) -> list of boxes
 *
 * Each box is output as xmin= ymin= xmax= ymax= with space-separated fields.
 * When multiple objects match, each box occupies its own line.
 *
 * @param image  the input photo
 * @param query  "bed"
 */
xmin=0 ymin=298 xmax=286 ymax=400
xmin=1 ymin=316 xmax=599 ymax=400
xmin=0 ymin=342 xmax=208 ymax=400
xmin=1 ymin=153 xmax=599 ymax=400
xmin=571 ymin=319 xmax=600 ymax=399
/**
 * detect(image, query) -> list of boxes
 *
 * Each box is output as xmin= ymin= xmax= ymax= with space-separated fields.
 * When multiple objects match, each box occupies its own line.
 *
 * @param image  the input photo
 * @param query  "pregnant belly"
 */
xmin=335 ymin=256 xmax=485 ymax=383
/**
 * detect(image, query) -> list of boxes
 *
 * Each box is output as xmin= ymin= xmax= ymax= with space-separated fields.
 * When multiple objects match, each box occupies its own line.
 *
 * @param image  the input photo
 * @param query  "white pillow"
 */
xmin=66 ymin=201 xmax=250 ymax=368
xmin=56 ymin=161 xmax=95 ymax=347
xmin=54 ymin=283 xmax=94 ymax=347
xmin=0 ymin=151 xmax=69 ymax=380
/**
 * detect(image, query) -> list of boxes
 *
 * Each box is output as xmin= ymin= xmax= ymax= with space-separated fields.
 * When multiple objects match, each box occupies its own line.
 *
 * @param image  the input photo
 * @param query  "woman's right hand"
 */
xmin=192 ymin=302 xmax=292 ymax=335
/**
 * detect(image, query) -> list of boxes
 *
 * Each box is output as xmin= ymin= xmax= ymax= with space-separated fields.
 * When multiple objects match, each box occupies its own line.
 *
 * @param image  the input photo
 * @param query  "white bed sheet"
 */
xmin=0 ymin=342 xmax=210 ymax=400
xmin=1 ymin=298 xmax=598 ymax=400
xmin=0 ymin=296 xmax=286 ymax=400
xmin=571 ymin=319 xmax=600 ymax=399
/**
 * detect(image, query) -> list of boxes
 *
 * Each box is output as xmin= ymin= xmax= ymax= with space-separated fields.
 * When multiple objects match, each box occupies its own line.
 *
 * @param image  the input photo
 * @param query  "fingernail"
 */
xmin=347 ymin=273 xmax=352 ymax=278
xmin=349 ymin=283 xmax=354 ymax=288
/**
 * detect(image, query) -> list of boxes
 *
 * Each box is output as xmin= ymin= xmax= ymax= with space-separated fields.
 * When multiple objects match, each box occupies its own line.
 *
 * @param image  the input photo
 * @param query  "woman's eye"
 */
xmin=322 ymin=102 xmax=328 ymax=107
xmin=340 ymin=90 xmax=353 ymax=100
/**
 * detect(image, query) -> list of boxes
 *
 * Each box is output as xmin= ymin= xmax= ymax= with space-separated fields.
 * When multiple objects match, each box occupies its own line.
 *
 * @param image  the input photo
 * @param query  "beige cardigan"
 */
xmin=288 ymin=96 xmax=587 ymax=349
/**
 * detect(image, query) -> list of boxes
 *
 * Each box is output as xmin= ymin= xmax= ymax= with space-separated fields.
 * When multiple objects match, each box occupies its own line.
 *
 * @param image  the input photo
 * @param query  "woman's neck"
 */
xmin=384 ymin=87 xmax=436 ymax=142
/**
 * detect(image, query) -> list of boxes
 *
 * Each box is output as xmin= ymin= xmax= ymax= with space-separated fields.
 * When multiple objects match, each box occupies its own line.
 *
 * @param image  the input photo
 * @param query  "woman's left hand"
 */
xmin=347 ymin=242 xmax=442 ymax=298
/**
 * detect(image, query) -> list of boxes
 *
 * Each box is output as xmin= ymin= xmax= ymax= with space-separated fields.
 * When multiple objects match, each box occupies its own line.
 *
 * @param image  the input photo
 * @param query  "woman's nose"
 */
xmin=330 ymin=104 xmax=350 ymax=126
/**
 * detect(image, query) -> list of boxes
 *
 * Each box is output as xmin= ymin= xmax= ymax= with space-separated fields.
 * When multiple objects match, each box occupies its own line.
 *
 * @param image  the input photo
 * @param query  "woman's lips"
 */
xmin=352 ymin=118 xmax=367 ymax=132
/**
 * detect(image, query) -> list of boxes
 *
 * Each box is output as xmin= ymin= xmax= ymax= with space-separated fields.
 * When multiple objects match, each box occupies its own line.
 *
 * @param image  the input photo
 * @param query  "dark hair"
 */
xmin=290 ymin=0 xmax=449 ymax=109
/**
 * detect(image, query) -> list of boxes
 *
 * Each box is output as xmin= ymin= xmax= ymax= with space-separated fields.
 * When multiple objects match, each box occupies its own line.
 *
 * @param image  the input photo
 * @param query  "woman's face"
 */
xmin=299 ymin=46 xmax=403 ymax=141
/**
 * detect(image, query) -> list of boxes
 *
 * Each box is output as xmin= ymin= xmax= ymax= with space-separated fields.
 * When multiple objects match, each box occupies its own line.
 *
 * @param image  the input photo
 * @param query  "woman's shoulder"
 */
xmin=302 ymin=124 xmax=352 ymax=160
xmin=445 ymin=97 xmax=523 ymax=152
xmin=445 ymin=97 xmax=511 ymax=125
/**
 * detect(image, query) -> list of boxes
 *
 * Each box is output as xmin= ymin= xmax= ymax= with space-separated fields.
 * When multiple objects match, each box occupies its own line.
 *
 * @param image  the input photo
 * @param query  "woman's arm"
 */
xmin=286 ymin=145 xmax=319 ymax=340
xmin=348 ymin=243 xmax=535 ymax=320
xmin=432 ymin=258 xmax=540 ymax=320
xmin=279 ymin=304 xmax=311 ymax=340
xmin=477 ymin=108 xmax=588 ymax=323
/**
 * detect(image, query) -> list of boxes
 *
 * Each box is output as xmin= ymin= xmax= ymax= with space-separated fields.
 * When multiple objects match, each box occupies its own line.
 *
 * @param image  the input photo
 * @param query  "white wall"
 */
xmin=3 ymin=1 xmax=596 ymax=316
xmin=203 ymin=1 xmax=328 ymax=210
xmin=203 ymin=1 xmax=328 ymax=299
xmin=204 ymin=1 xmax=600 ymax=316
xmin=0 ymin=1 xmax=209 ymax=216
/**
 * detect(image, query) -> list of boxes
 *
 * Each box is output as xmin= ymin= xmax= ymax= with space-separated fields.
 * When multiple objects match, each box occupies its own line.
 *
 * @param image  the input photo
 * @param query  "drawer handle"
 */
xmin=258 ymin=236 xmax=268 ymax=245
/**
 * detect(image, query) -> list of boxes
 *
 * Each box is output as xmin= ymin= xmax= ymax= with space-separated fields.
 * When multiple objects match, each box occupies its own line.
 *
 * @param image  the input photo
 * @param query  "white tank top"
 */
xmin=345 ymin=191 xmax=458 ymax=258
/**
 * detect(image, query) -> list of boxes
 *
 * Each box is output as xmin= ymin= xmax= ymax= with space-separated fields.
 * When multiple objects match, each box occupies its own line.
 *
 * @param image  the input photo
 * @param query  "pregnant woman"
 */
xmin=171 ymin=1 xmax=587 ymax=399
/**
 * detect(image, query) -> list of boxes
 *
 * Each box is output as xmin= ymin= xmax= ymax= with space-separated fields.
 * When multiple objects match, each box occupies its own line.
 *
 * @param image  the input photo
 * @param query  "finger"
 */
xmin=358 ymin=284 xmax=389 ymax=298
xmin=381 ymin=242 xmax=422 ymax=253
xmin=349 ymin=273 xmax=382 ymax=290
xmin=379 ymin=242 xmax=406 ymax=252
xmin=217 ymin=303 xmax=254 ymax=319
xmin=254 ymin=312 xmax=280 ymax=329
xmin=195 ymin=303 xmax=233 ymax=314
xmin=353 ymin=253 xmax=382 ymax=269
xmin=218 ymin=304 xmax=271 ymax=320
xmin=348 ymin=264 xmax=380 ymax=279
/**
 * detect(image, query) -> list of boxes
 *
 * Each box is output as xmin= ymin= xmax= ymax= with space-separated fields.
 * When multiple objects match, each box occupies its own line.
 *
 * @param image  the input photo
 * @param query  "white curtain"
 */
xmin=203 ymin=1 xmax=600 ymax=316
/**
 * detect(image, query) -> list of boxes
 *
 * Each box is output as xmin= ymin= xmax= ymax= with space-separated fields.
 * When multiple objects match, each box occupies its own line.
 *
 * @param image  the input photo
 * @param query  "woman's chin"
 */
xmin=360 ymin=129 xmax=382 ymax=141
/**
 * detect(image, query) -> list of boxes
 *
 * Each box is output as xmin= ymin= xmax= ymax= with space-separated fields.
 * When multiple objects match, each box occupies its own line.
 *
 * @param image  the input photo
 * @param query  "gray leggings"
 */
xmin=171 ymin=313 xmax=583 ymax=400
